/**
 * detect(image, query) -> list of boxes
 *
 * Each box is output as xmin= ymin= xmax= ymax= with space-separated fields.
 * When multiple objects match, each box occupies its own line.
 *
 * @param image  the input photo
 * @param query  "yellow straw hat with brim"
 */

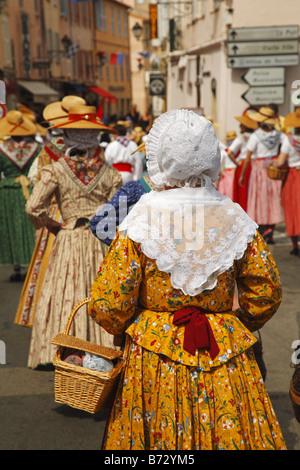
xmin=49 ymin=105 xmax=117 ymax=132
xmin=43 ymin=95 xmax=87 ymax=125
xmin=249 ymin=106 xmax=279 ymax=125
xmin=225 ymin=130 xmax=238 ymax=141
xmin=284 ymin=108 xmax=300 ymax=128
xmin=26 ymin=113 xmax=48 ymax=136
xmin=131 ymin=141 xmax=146 ymax=155
xmin=205 ymin=116 xmax=221 ymax=130
xmin=117 ymin=120 xmax=132 ymax=128
xmin=0 ymin=110 xmax=38 ymax=136
xmin=235 ymin=113 xmax=258 ymax=130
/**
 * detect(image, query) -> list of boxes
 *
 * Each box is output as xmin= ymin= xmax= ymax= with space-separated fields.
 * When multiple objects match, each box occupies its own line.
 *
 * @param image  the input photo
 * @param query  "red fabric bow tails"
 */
xmin=172 ymin=306 xmax=220 ymax=359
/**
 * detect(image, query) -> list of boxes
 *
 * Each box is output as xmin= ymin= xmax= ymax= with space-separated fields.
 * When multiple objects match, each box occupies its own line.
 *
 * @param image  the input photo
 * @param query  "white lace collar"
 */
xmin=119 ymin=185 xmax=258 ymax=296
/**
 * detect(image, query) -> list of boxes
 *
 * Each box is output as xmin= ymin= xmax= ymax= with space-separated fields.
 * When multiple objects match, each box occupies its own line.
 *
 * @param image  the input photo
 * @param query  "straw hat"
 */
xmin=235 ymin=113 xmax=258 ymax=130
xmin=26 ymin=113 xmax=48 ymax=136
xmin=205 ymin=116 xmax=220 ymax=130
xmin=116 ymin=120 xmax=132 ymax=128
xmin=249 ymin=106 xmax=279 ymax=125
xmin=132 ymin=126 xmax=146 ymax=142
xmin=0 ymin=110 xmax=38 ymax=136
xmin=131 ymin=141 xmax=146 ymax=155
xmin=224 ymin=130 xmax=237 ymax=141
xmin=284 ymin=108 xmax=300 ymax=128
xmin=43 ymin=95 xmax=87 ymax=125
xmin=49 ymin=105 xmax=117 ymax=132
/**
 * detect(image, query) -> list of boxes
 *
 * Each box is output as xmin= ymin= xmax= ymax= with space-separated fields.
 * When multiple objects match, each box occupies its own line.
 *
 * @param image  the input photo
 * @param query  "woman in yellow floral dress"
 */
xmin=88 ymin=110 xmax=286 ymax=450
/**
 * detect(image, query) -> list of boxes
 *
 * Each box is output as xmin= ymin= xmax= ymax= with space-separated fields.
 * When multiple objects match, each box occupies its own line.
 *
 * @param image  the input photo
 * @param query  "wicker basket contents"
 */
xmin=267 ymin=164 xmax=289 ymax=181
xmin=52 ymin=298 xmax=124 ymax=414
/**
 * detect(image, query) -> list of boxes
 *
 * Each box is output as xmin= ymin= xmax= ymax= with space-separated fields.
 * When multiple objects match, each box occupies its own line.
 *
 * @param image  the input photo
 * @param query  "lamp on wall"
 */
xmin=132 ymin=22 xmax=143 ymax=40
xmin=0 ymin=0 xmax=7 ymax=13
xmin=61 ymin=35 xmax=73 ymax=51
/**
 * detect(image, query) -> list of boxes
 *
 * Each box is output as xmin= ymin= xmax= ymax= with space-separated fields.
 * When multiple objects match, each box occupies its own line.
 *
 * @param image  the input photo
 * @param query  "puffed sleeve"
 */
xmin=90 ymin=180 xmax=146 ymax=245
xmin=88 ymin=232 xmax=142 ymax=335
xmin=25 ymin=164 xmax=58 ymax=229
xmin=234 ymin=231 xmax=282 ymax=332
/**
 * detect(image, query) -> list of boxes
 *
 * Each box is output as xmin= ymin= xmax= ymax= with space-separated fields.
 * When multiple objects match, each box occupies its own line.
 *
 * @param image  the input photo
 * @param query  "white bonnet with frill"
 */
xmin=146 ymin=109 xmax=221 ymax=188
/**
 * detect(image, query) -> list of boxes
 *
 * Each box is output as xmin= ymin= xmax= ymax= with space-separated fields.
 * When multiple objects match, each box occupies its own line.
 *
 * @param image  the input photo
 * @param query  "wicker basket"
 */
xmin=267 ymin=164 xmax=289 ymax=181
xmin=51 ymin=298 xmax=124 ymax=414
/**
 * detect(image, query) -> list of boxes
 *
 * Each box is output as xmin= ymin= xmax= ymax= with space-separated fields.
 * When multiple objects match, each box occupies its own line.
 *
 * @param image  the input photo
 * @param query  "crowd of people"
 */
xmin=1 ymin=96 xmax=299 ymax=450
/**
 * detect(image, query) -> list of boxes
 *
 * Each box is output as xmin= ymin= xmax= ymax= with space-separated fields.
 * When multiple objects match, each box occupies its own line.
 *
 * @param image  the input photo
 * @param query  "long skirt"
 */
xmin=232 ymin=160 xmax=252 ymax=212
xmin=27 ymin=226 xmax=114 ymax=369
xmin=247 ymin=158 xmax=284 ymax=225
xmin=0 ymin=182 xmax=35 ymax=265
xmin=15 ymin=203 xmax=61 ymax=327
xmin=281 ymin=167 xmax=300 ymax=237
xmin=102 ymin=339 xmax=286 ymax=450
xmin=218 ymin=168 xmax=235 ymax=201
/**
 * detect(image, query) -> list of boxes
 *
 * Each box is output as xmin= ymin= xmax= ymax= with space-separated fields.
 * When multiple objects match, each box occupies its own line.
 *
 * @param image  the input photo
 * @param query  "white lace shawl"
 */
xmin=119 ymin=185 xmax=258 ymax=296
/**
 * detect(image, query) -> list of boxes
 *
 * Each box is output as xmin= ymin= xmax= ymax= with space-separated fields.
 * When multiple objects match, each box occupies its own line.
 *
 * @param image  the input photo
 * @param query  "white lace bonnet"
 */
xmin=146 ymin=109 xmax=221 ymax=188
xmin=119 ymin=109 xmax=258 ymax=296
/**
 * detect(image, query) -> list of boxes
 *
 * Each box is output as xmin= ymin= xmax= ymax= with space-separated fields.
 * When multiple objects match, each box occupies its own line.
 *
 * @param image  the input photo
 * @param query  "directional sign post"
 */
xmin=228 ymin=25 xmax=299 ymax=42
xmin=242 ymin=86 xmax=285 ymax=106
xmin=242 ymin=67 xmax=285 ymax=87
xmin=227 ymin=40 xmax=298 ymax=57
xmin=228 ymin=54 xmax=299 ymax=69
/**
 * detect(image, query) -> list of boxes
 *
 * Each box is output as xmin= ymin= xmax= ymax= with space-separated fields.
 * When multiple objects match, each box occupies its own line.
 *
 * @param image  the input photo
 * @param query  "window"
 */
xmin=114 ymin=63 xmax=118 ymax=81
xmin=111 ymin=6 xmax=115 ymax=34
xmin=125 ymin=54 xmax=130 ymax=81
xmin=105 ymin=51 xmax=110 ymax=80
xmin=95 ymin=0 xmax=107 ymax=31
xmin=60 ymin=0 xmax=67 ymax=17
xmin=123 ymin=11 xmax=128 ymax=38
xmin=117 ymin=8 xmax=121 ymax=36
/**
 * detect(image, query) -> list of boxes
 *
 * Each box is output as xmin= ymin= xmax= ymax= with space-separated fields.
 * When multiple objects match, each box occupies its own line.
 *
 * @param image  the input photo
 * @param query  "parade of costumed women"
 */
xmin=239 ymin=106 xmax=286 ymax=244
xmin=274 ymin=107 xmax=300 ymax=255
xmin=227 ymin=112 xmax=258 ymax=212
xmin=88 ymin=109 xmax=286 ymax=450
xmin=218 ymin=130 xmax=238 ymax=200
xmin=25 ymin=104 xmax=122 ymax=369
xmin=0 ymin=110 xmax=42 ymax=281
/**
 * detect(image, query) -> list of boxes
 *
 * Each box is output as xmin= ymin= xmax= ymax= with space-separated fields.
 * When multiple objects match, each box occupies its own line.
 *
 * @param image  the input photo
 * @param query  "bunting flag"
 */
xmin=139 ymin=51 xmax=150 ymax=58
xmin=116 ymin=53 xmax=124 ymax=66
xmin=109 ymin=53 xmax=118 ymax=65
xmin=66 ymin=44 xmax=80 ymax=58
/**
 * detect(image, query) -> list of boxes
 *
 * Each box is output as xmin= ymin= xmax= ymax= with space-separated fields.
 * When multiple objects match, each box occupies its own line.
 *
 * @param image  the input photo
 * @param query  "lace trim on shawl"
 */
xmin=119 ymin=186 xmax=258 ymax=296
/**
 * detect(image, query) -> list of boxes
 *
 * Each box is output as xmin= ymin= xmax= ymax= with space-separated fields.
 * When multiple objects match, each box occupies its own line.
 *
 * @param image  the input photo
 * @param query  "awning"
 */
xmin=87 ymin=86 xmax=118 ymax=104
xmin=18 ymin=81 xmax=59 ymax=104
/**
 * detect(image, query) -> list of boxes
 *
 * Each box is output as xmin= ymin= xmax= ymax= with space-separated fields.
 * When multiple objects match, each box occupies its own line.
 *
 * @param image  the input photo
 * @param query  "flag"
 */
xmin=97 ymin=104 xmax=103 ymax=120
xmin=138 ymin=51 xmax=150 ymax=58
xmin=116 ymin=53 xmax=124 ymax=66
xmin=110 ymin=53 xmax=118 ymax=65
xmin=66 ymin=44 xmax=79 ymax=58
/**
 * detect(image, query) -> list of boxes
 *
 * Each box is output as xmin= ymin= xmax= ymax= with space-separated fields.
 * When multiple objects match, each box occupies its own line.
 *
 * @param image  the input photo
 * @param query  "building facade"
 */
xmin=165 ymin=0 xmax=300 ymax=139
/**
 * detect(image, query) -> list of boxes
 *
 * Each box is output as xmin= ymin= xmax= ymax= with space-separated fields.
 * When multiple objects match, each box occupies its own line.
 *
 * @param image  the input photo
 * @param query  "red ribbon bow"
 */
xmin=173 ymin=306 xmax=220 ymax=359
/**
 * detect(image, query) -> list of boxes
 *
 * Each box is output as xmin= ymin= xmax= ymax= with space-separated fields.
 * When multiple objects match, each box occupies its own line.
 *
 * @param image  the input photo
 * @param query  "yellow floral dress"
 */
xmin=89 ymin=230 xmax=286 ymax=450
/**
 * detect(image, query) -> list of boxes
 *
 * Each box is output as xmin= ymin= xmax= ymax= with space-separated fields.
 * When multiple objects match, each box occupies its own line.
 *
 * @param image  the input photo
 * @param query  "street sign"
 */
xmin=227 ymin=25 xmax=299 ymax=42
xmin=227 ymin=40 xmax=298 ymax=57
xmin=242 ymin=67 xmax=285 ymax=86
xmin=242 ymin=86 xmax=285 ymax=105
xmin=228 ymin=54 xmax=299 ymax=68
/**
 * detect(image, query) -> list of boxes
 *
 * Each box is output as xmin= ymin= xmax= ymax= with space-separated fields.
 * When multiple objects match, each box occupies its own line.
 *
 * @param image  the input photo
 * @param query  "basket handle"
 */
xmin=64 ymin=298 xmax=90 ymax=335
